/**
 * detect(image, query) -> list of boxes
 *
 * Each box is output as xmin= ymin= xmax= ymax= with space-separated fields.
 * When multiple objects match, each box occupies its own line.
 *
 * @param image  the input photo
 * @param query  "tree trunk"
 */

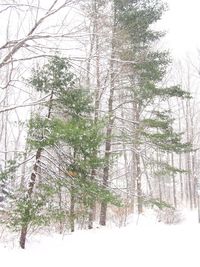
xmin=99 ymin=3 xmax=116 ymax=226
xmin=70 ymin=187 xmax=75 ymax=232
xmin=132 ymin=99 xmax=142 ymax=214
xmin=136 ymin=152 xmax=142 ymax=214
xmin=19 ymin=147 xmax=42 ymax=249
xmin=171 ymin=153 xmax=177 ymax=208
xmin=88 ymin=169 xmax=96 ymax=229
xmin=99 ymin=202 xmax=108 ymax=226
xmin=19 ymin=225 xmax=28 ymax=249
xmin=88 ymin=0 xmax=102 ymax=229
xmin=178 ymin=99 xmax=184 ymax=203
xmin=19 ymin=91 xmax=53 ymax=249
xmin=197 ymin=195 xmax=200 ymax=223
xmin=88 ymin=203 xmax=95 ymax=229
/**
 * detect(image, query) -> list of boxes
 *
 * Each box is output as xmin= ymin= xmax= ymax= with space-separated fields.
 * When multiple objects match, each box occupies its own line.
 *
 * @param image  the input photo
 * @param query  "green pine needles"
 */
xmin=7 ymin=56 xmax=120 ymax=235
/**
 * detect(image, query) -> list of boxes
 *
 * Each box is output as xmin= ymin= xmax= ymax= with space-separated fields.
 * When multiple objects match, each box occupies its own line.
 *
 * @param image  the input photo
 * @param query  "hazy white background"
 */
xmin=163 ymin=0 xmax=200 ymax=59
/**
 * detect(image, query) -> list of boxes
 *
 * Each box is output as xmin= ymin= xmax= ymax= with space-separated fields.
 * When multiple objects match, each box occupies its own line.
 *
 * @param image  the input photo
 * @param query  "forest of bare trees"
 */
xmin=0 ymin=0 xmax=200 ymax=249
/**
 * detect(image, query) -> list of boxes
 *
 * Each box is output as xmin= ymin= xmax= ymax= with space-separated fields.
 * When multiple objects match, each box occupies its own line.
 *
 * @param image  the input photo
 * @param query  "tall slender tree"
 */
xmin=107 ymin=0 xmax=191 ymax=213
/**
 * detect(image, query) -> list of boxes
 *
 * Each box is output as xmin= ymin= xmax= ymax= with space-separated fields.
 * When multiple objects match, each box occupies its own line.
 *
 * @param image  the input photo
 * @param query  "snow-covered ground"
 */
xmin=0 ymin=210 xmax=199 ymax=267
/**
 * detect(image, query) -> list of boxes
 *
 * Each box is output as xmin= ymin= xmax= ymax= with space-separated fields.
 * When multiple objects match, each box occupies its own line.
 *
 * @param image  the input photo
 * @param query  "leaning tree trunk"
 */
xmin=19 ymin=91 xmax=53 ymax=249
xmin=19 ymin=147 xmax=42 ymax=249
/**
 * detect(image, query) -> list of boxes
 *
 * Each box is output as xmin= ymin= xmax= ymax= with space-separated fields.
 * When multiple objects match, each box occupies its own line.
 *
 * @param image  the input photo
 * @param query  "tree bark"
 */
xmin=19 ymin=225 xmax=28 ymax=249
xmin=19 ymin=91 xmax=53 ymax=249
xmin=132 ymin=98 xmax=142 ymax=214
xmin=99 ymin=3 xmax=116 ymax=226
xmin=19 ymin=147 xmax=42 ymax=249
xmin=171 ymin=153 xmax=177 ymax=208
xmin=88 ymin=0 xmax=102 ymax=229
xmin=70 ymin=186 xmax=75 ymax=232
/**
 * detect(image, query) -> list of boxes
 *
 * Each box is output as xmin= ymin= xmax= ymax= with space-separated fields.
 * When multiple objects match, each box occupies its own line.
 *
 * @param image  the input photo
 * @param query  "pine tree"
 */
xmin=111 ymin=0 xmax=191 ymax=212
xmin=18 ymin=56 xmax=76 ymax=248
xmin=7 ymin=56 xmax=120 ymax=248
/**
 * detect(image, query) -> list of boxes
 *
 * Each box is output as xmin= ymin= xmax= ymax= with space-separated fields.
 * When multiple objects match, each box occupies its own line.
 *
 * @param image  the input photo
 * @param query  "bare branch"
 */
xmin=0 ymin=93 xmax=52 ymax=113
xmin=0 ymin=0 xmax=73 ymax=69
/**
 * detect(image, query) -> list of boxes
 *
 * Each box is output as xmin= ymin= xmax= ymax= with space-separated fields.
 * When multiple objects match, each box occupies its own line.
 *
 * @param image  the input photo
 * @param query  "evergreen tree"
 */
xmin=8 ymin=56 xmax=120 ymax=248
xmin=111 ymin=0 xmax=191 ymax=212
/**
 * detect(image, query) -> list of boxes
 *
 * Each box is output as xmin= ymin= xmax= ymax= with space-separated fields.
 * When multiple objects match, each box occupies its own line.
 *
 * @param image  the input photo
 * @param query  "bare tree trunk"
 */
xmin=187 ymin=155 xmax=193 ymax=209
xmin=19 ymin=147 xmax=42 ymax=249
xmin=99 ymin=79 xmax=115 ymax=224
xmin=58 ymin=184 xmax=63 ymax=234
xmin=197 ymin=194 xmax=200 ymax=223
xmin=158 ymin=177 xmax=162 ymax=203
xmin=88 ymin=204 xmax=95 ymax=229
xmin=87 ymin=0 xmax=102 ymax=229
xmin=99 ymin=3 xmax=116 ymax=226
xmin=88 ymin=168 xmax=97 ymax=229
xmin=156 ymin=150 xmax=162 ymax=204
xmin=136 ymin=152 xmax=142 ymax=214
xmin=177 ymin=99 xmax=184 ymax=203
xmin=121 ymin=104 xmax=131 ymax=222
xmin=192 ymin=152 xmax=197 ymax=208
xmin=141 ymin=154 xmax=153 ymax=197
xmin=99 ymin=73 xmax=115 ymax=225
xmin=99 ymin=122 xmax=113 ymax=225
xmin=171 ymin=153 xmax=177 ymax=208
xmin=185 ymin=98 xmax=193 ymax=209
xmin=20 ymin=149 xmax=27 ymax=190
xmin=19 ymin=225 xmax=28 ymax=249
xmin=179 ymin=154 xmax=183 ymax=202
xmin=132 ymin=98 xmax=142 ymax=214
xmin=70 ymin=185 xmax=75 ymax=232
xmin=19 ymin=91 xmax=53 ymax=249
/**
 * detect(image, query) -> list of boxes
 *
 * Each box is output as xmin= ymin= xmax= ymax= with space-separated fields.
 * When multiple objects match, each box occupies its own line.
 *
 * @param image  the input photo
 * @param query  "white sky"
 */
xmin=161 ymin=0 xmax=200 ymax=59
